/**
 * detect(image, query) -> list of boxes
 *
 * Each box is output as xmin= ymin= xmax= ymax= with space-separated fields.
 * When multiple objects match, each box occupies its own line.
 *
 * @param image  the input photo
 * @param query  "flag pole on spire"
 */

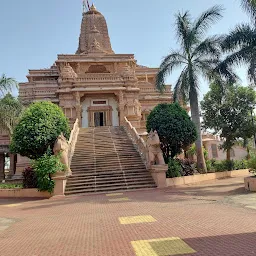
xmin=82 ymin=0 xmax=87 ymax=12
xmin=87 ymin=0 xmax=90 ymax=10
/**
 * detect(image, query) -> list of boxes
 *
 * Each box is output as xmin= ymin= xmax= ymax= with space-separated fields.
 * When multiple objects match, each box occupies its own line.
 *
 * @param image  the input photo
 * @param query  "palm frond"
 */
xmin=248 ymin=54 xmax=256 ymax=84
xmin=195 ymin=58 xmax=220 ymax=81
xmin=241 ymin=0 xmax=256 ymax=20
xmin=221 ymin=23 xmax=255 ymax=52
xmin=173 ymin=67 xmax=189 ymax=102
xmin=0 ymin=74 xmax=18 ymax=96
xmin=220 ymin=45 xmax=253 ymax=68
xmin=192 ymin=5 xmax=223 ymax=40
xmin=156 ymin=52 xmax=186 ymax=92
xmin=214 ymin=62 xmax=240 ymax=84
xmin=192 ymin=35 xmax=223 ymax=58
xmin=175 ymin=11 xmax=192 ymax=52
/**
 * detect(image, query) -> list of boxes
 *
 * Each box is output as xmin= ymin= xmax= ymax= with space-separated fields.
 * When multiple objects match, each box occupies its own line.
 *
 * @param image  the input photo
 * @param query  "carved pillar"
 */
xmin=15 ymin=155 xmax=30 ymax=179
xmin=106 ymin=108 xmax=113 ymax=126
xmin=74 ymin=92 xmax=82 ymax=126
xmin=7 ymin=154 xmax=16 ymax=178
xmin=88 ymin=109 xmax=94 ymax=127
xmin=0 ymin=153 xmax=5 ymax=181
xmin=118 ymin=91 xmax=125 ymax=125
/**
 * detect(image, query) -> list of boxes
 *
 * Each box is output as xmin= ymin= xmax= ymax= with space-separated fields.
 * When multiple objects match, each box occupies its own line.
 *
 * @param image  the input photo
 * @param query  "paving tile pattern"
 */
xmin=0 ymin=177 xmax=256 ymax=255
xmin=119 ymin=215 xmax=156 ymax=225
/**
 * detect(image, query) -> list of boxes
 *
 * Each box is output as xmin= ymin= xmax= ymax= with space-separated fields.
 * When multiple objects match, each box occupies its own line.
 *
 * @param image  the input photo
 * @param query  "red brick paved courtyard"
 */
xmin=0 ymin=177 xmax=256 ymax=256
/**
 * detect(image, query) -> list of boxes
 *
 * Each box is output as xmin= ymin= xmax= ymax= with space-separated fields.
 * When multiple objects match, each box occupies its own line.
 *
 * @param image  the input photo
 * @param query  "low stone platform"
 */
xmin=0 ymin=176 xmax=256 ymax=256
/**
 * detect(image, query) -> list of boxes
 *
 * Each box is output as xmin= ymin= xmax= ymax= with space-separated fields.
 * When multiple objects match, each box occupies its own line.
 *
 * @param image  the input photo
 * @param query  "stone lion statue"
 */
xmin=53 ymin=133 xmax=72 ymax=177
xmin=146 ymin=130 xmax=165 ymax=168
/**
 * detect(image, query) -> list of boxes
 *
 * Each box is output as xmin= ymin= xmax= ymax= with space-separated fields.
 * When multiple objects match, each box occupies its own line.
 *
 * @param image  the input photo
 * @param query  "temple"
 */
xmin=0 ymin=5 xmax=248 ymax=191
xmin=19 ymin=4 xmax=172 ymax=130
xmin=0 ymin=4 xmax=172 ymax=180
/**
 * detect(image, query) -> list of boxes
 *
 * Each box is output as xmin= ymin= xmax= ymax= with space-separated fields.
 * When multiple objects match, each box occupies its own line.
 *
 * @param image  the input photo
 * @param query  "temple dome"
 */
xmin=76 ymin=5 xmax=114 ymax=55
xmin=61 ymin=63 xmax=77 ymax=79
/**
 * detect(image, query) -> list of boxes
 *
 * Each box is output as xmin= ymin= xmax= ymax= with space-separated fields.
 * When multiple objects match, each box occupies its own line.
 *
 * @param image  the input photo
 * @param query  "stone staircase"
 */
xmin=65 ymin=126 xmax=156 ymax=195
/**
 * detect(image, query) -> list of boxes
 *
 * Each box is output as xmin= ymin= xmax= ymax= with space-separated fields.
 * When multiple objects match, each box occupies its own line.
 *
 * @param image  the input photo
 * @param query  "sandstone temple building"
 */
xmin=0 ymin=5 xmax=172 ymax=185
xmin=0 ymin=5 xmax=248 ymax=193
xmin=19 ymin=4 xmax=172 ymax=129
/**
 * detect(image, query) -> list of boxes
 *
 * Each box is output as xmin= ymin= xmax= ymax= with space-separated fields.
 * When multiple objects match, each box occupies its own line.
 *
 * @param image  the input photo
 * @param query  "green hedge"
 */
xmin=207 ymin=159 xmax=248 ymax=172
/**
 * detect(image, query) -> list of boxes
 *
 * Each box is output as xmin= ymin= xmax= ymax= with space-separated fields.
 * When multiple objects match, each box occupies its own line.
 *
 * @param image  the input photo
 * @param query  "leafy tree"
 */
xmin=0 ymin=74 xmax=17 ymax=96
xmin=220 ymin=0 xmax=256 ymax=85
xmin=156 ymin=6 xmax=226 ymax=173
xmin=201 ymin=83 xmax=256 ymax=160
xmin=10 ymin=101 xmax=70 ymax=159
xmin=0 ymin=93 xmax=23 ymax=135
xmin=146 ymin=103 xmax=197 ymax=162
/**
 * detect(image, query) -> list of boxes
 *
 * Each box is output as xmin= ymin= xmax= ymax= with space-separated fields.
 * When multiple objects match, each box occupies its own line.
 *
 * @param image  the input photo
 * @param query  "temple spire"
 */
xmin=76 ymin=4 xmax=114 ymax=55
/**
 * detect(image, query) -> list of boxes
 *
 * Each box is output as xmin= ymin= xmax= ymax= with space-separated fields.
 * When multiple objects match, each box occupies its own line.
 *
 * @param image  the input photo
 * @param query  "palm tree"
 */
xmin=156 ymin=6 xmax=224 ymax=173
xmin=0 ymin=74 xmax=18 ymax=97
xmin=0 ymin=94 xmax=23 ymax=136
xmin=241 ymin=0 xmax=256 ymax=20
xmin=220 ymin=0 xmax=256 ymax=85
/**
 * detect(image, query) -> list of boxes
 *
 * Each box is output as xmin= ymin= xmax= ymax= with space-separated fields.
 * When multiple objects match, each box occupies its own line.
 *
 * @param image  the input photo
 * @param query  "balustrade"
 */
xmin=123 ymin=117 xmax=148 ymax=168
xmin=139 ymin=87 xmax=172 ymax=93
xmin=68 ymin=119 xmax=80 ymax=166
xmin=76 ymin=73 xmax=121 ymax=82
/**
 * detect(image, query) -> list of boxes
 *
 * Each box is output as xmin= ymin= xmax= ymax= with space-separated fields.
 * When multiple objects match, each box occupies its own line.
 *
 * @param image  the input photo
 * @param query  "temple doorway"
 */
xmin=82 ymin=97 xmax=119 ymax=128
xmin=94 ymin=112 xmax=106 ymax=127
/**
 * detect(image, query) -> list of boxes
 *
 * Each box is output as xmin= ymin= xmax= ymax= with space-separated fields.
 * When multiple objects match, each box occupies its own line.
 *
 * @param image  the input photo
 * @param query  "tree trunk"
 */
xmin=189 ymin=90 xmax=207 ymax=173
xmin=226 ymin=148 xmax=231 ymax=161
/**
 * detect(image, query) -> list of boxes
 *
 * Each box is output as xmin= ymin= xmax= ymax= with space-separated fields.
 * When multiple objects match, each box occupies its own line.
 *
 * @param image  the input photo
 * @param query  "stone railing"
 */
xmin=139 ymin=87 xmax=172 ymax=93
xmin=19 ymin=90 xmax=57 ymax=97
xmin=76 ymin=74 xmax=121 ymax=82
xmin=68 ymin=119 xmax=80 ymax=167
xmin=123 ymin=117 xmax=148 ymax=168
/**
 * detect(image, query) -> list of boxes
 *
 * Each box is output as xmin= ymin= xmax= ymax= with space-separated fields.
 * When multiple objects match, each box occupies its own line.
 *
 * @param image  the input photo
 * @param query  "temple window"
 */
xmin=92 ymin=100 xmax=108 ymax=106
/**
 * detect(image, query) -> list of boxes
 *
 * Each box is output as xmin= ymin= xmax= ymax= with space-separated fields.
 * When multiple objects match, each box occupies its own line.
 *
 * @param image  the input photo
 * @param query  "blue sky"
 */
xmin=0 ymin=0 xmax=250 ymax=97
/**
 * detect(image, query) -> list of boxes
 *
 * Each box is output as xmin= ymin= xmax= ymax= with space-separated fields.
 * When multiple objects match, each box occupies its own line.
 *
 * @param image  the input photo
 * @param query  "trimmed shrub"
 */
xmin=0 ymin=184 xmax=22 ymax=189
xmin=210 ymin=159 xmax=247 ymax=172
xmin=206 ymin=160 xmax=214 ymax=173
xmin=32 ymin=149 xmax=66 ymax=193
xmin=167 ymin=159 xmax=181 ymax=178
xmin=22 ymin=167 xmax=37 ymax=188
xmin=211 ymin=160 xmax=234 ymax=172
xmin=233 ymin=160 xmax=248 ymax=170
xmin=10 ymin=101 xmax=70 ymax=159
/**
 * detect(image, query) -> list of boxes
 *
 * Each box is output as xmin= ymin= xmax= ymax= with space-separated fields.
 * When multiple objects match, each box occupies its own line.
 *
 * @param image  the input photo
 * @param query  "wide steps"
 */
xmin=66 ymin=126 xmax=156 ymax=195
xmin=65 ymin=184 xmax=156 ymax=195
xmin=69 ymin=170 xmax=150 ymax=179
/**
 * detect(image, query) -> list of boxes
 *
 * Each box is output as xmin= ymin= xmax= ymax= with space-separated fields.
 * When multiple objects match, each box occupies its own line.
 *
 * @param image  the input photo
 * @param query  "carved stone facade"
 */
xmin=15 ymin=5 xmax=173 ymax=136
xmin=0 ymin=4 xmax=173 ymax=179
xmin=18 ymin=5 xmax=172 ymax=131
